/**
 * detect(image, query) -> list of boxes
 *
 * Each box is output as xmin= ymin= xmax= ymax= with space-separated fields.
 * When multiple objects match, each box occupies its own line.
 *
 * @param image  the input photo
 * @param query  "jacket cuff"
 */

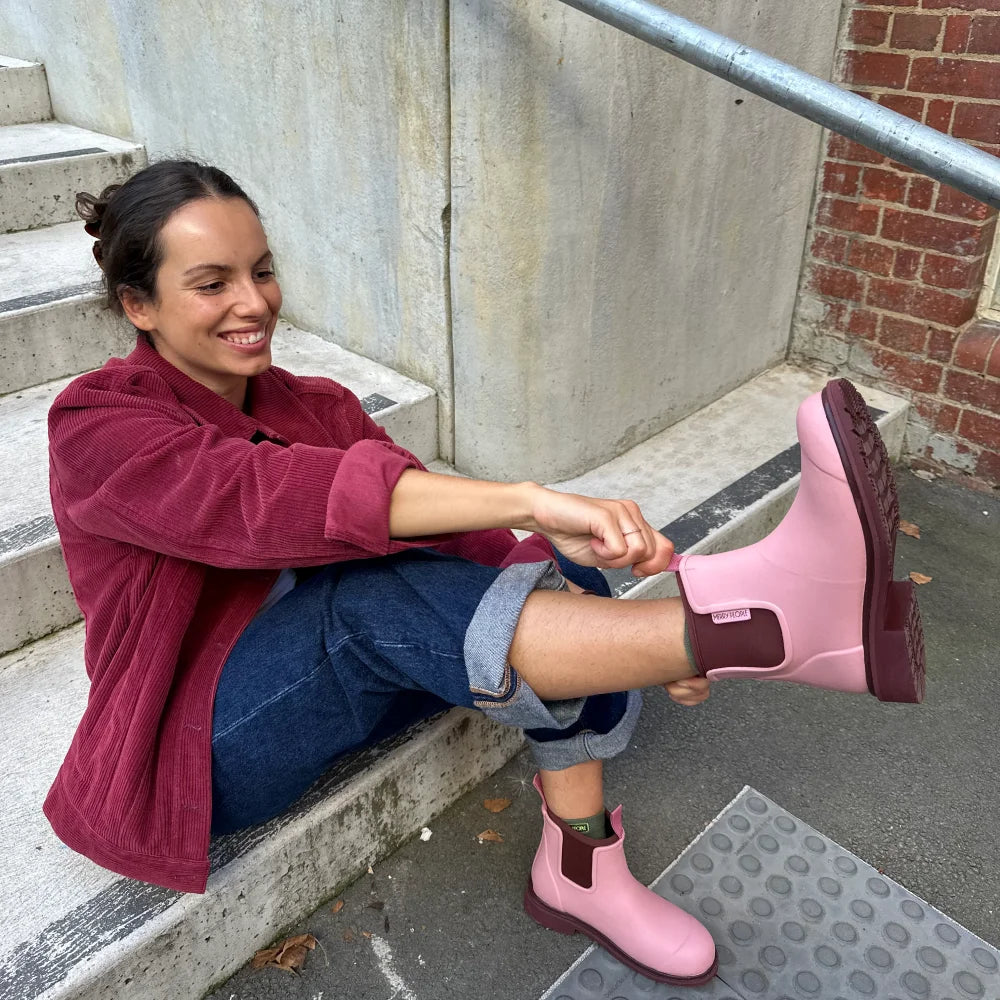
xmin=324 ymin=439 xmax=423 ymax=554
xmin=499 ymin=532 xmax=557 ymax=568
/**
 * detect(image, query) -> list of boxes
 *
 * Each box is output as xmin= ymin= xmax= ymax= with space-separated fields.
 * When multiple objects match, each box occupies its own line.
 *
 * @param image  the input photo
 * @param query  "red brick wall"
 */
xmin=791 ymin=0 xmax=1000 ymax=489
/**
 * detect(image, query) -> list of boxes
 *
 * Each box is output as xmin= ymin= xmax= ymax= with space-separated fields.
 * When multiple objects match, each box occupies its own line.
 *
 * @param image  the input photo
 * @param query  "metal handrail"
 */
xmin=557 ymin=0 xmax=1000 ymax=210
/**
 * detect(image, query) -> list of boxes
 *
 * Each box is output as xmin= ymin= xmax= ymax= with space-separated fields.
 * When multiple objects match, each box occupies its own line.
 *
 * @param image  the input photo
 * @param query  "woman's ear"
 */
xmin=118 ymin=287 xmax=157 ymax=332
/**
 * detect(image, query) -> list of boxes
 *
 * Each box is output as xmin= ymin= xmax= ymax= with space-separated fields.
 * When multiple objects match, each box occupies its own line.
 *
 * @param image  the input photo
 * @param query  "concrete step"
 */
xmin=0 ymin=57 xmax=51 ymax=127
xmin=0 ymin=121 xmax=145 ymax=233
xmin=0 ymin=623 xmax=522 ymax=1000
xmin=0 ymin=364 xmax=908 ymax=1000
xmin=0 ymin=324 xmax=438 ymax=657
xmin=0 ymin=221 xmax=113 ymax=395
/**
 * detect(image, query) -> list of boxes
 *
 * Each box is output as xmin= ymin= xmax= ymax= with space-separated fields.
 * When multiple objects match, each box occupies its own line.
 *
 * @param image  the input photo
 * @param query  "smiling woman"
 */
xmin=78 ymin=165 xmax=281 ymax=409
xmin=45 ymin=159 xmax=922 ymax=989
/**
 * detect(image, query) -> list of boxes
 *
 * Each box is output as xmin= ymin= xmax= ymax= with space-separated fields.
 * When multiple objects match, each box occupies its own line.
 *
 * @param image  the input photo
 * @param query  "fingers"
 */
xmin=664 ymin=677 xmax=711 ymax=706
xmin=632 ymin=530 xmax=674 ymax=577
xmin=591 ymin=499 xmax=666 ymax=570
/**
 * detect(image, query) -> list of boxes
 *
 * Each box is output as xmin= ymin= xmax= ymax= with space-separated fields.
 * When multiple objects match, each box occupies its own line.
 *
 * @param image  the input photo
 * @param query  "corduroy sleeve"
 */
xmin=49 ymin=375 xmax=444 ymax=568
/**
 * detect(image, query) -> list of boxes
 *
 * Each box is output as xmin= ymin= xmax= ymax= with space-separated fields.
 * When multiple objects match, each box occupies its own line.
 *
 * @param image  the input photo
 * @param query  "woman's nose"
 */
xmin=232 ymin=275 xmax=270 ymax=317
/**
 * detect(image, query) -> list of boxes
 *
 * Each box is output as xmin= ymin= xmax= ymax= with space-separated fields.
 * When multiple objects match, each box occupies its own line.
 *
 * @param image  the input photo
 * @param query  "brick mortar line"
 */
xmin=815 ymin=193 xmax=998 ymax=227
xmin=823 ymin=155 xmax=1000 ymax=178
xmin=820 ymin=191 xmax=996 ymax=223
xmin=810 ymin=269 xmax=985 ymax=299
xmin=846 ymin=45 xmax=1000 ymax=56
xmin=809 ymin=296 xmax=985 ymax=330
xmin=809 ymin=249 xmax=990 ymax=276
xmin=809 ymin=255 xmax=985 ymax=285
xmin=850 ymin=5 xmax=1000 ymax=12
xmin=810 ymin=222 xmax=994 ymax=257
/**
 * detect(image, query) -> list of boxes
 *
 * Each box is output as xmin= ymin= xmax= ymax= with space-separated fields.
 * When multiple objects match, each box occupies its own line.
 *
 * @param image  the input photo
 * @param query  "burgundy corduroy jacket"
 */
xmin=43 ymin=336 xmax=556 ymax=893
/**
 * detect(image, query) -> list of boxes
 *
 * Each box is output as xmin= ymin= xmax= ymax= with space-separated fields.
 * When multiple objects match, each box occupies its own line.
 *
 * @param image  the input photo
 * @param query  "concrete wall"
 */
xmin=1 ymin=0 xmax=843 ymax=480
xmin=0 ymin=0 xmax=456 ymax=457
xmin=451 ymin=0 xmax=844 ymax=480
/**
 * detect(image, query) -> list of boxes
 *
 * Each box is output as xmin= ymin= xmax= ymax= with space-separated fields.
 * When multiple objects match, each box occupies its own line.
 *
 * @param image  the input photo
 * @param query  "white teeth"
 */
xmin=223 ymin=329 xmax=265 ymax=345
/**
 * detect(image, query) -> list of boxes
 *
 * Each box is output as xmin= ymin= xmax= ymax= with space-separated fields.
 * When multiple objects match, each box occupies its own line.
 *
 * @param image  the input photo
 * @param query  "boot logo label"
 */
xmin=712 ymin=608 xmax=752 ymax=624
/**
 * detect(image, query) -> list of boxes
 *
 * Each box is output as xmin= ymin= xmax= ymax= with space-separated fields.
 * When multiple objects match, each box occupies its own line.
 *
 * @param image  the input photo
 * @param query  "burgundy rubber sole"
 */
xmin=821 ymin=378 xmax=926 ymax=703
xmin=523 ymin=882 xmax=720 ymax=987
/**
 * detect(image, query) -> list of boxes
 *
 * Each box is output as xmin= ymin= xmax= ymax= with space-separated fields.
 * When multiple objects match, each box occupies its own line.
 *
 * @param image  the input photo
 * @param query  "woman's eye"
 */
xmin=198 ymin=281 xmax=224 ymax=293
xmin=255 ymin=269 xmax=275 ymax=280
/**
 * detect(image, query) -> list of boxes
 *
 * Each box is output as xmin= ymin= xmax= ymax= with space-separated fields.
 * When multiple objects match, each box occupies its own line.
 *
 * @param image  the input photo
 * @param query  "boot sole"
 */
xmin=821 ymin=379 xmax=926 ymax=703
xmin=523 ymin=881 xmax=720 ymax=987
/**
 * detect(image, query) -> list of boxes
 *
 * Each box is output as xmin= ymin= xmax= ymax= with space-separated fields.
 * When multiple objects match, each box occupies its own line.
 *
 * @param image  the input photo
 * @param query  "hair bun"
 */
xmin=75 ymin=183 xmax=122 ymax=238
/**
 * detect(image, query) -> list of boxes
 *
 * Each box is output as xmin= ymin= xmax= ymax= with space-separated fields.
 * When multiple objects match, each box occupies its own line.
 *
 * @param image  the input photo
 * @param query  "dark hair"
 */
xmin=75 ymin=160 xmax=260 ymax=319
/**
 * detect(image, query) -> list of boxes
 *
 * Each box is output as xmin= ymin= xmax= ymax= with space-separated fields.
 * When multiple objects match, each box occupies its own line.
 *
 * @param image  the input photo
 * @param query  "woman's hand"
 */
xmin=663 ymin=677 xmax=711 ymax=706
xmin=526 ymin=487 xmax=674 ymax=578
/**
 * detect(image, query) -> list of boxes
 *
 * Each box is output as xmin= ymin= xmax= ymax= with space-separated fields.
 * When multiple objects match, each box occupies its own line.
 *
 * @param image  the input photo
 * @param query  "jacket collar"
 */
xmin=126 ymin=335 xmax=291 ymax=444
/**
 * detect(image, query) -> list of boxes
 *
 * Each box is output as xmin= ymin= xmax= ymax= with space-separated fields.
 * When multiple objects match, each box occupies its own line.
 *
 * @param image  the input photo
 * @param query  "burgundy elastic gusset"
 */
xmin=676 ymin=574 xmax=785 ymax=674
xmin=675 ymin=573 xmax=710 ymax=678
xmin=546 ymin=805 xmax=617 ymax=889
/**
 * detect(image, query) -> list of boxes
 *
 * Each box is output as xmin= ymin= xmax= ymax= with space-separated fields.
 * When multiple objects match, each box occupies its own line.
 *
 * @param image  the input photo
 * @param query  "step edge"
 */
xmin=11 ymin=709 xmax=522 ymax=1000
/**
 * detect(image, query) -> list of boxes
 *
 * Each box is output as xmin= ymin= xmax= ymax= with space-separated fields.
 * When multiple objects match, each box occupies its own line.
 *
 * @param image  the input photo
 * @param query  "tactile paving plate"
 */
xmin=544 ymin=787 xmax=999 ymax=1000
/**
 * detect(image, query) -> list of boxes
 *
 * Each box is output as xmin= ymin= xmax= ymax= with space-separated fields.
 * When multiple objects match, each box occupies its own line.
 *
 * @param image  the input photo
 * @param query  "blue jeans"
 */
xmin=210 ymin=549 xmax=641 ymax=835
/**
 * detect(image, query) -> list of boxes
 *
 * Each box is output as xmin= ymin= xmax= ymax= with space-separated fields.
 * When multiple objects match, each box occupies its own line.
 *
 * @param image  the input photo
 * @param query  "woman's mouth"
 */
xmin=219 ymin=328 xmax=267 ymax=346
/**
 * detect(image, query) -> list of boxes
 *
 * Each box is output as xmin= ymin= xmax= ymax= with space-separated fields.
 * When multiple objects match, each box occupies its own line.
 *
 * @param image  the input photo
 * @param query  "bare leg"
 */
xmin=539 ymin=759 xmax=604 ymax=818
xmin=512 ymin=591 xmax=697 ymax=819
xmin=509 ymin=590 xmax=695 ymax=700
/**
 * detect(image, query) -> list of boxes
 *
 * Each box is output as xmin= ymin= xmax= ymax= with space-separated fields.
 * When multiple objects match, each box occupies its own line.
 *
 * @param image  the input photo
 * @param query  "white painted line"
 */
xmin=370 ymin=934 xmax=417 ymax=1000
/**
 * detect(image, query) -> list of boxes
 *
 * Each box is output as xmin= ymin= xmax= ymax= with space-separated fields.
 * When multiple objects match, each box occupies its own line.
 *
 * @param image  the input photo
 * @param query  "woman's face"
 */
xmin=121 ymin=196 xmax=282 ymax=408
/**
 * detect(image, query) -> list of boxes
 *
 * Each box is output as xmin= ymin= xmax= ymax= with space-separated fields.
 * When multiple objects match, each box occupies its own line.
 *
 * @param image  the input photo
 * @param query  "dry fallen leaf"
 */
xmin=909 ymin=571 xmax=932 ymax=585
xmin=342 ymin=928 xmax=355 ymax=943
xmin=899 ymin=520 xmax=921 ymax=539
xmin=477 ymin=829 xmax=504 ymax=843
xmin=251 ymin=933 xmax=317 ymax=974
xmin=362 ymin=931 xmax=372 ymax=939
xmin=483 ymin=798 xmax=512 ymax=813
xmin=368 ymin=899 xmax=385 ymax=911
xmin=331 ymin=900 xmax=344 ymax=914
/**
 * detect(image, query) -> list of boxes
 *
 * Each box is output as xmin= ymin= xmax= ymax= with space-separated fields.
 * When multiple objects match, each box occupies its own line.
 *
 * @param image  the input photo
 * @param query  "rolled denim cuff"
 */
xmin=525 ymin=688 xmax=642 ymax=771
xmin=464 ymin=559 xmax=569 ymax=720
xmin=463 ymin=559 xmax=643 ymax=769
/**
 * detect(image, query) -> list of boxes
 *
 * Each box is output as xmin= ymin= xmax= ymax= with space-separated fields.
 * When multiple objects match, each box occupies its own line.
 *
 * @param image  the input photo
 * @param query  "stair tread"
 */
xmin=0 ymin=623 xmax=116 ymax=954
xmin=0 ymin=121 xmax=141 ymax=165
xmin=0 ymin=56 xmax=40 ymax=69
xmin=0 ymin=221 xmax=100 ymax=309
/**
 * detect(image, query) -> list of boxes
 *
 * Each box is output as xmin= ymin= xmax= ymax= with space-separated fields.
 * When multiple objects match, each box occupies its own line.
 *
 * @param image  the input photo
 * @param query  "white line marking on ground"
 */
xmin=370 ymin=934 xmax=417 ymax=1000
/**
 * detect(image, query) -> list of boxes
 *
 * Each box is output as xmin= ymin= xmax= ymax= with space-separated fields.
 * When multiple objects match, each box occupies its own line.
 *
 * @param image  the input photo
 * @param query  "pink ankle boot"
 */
xmin=523 ymin=774 xmax=718 ymax=986
xmin=672 ymin=378 xmax=925 ymax=702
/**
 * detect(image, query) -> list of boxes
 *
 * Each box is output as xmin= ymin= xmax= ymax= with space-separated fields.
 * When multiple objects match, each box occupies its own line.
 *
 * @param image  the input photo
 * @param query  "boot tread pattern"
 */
xmin=838 ymin=378 xmax=900 ymax=562
xmin=826 ymin=379 xmax=925 ymax=704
